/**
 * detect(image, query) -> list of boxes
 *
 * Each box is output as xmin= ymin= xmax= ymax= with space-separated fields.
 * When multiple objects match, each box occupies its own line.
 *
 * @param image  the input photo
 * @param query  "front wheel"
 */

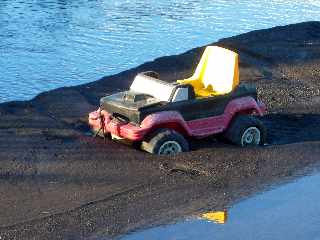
xmin=224 ymin=116 xmax=266 ymax=146
xmin=241 ymin=126 xmax=261 ymax=146
xmin=141 ymin=129 xmax=189 ymax=155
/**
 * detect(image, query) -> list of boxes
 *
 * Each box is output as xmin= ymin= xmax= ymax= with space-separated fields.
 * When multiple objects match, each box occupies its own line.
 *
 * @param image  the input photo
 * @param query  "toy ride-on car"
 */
xmin=88 ymin=46 xmax=267 ymax=155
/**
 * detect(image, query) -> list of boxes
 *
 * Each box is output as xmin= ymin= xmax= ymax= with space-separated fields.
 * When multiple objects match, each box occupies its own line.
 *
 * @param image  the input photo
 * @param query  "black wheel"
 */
xmin=224 ymin=115 xmax=266 ymax=146
xmin=141 ymin=129 xmax=189 ymax=155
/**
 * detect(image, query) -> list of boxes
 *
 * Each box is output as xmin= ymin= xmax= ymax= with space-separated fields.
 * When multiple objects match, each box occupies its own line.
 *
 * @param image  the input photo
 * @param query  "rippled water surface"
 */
xmin=1 ymin=0 xmax=320 ymax=102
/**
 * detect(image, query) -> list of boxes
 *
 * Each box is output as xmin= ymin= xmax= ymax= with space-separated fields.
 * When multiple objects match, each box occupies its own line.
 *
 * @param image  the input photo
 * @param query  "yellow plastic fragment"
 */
xmin=201 ymin=210 xmax=228 ymax=224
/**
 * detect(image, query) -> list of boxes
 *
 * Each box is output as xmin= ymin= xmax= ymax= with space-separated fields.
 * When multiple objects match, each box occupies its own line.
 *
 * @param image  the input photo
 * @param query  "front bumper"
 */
xmin=88 ymin=109 xmax=147 ymax=141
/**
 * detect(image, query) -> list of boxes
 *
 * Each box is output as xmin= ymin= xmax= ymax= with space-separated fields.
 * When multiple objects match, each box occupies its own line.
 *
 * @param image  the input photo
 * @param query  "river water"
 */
xmin=1 ymin=0 xmax=320 ymax=102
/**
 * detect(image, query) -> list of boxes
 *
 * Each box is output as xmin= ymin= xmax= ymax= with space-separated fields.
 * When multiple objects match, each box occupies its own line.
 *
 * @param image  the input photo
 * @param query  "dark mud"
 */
xmin=1 ymin=22 xmax=320 ymax=239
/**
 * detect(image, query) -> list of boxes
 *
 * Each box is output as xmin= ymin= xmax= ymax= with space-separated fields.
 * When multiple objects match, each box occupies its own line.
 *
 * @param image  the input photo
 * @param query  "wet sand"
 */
xmin=1 ymin=21 xmax=320 ymax=239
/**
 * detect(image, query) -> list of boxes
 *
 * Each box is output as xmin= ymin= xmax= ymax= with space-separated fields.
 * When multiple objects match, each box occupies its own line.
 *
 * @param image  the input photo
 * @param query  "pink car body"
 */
xmin=89 ymin=96 xmax=266 ymax=142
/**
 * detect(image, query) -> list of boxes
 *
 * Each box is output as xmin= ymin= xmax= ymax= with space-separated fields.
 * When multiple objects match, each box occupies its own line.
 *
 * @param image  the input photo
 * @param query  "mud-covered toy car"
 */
xmin=89 ymin=46 xmax=267 ymax=155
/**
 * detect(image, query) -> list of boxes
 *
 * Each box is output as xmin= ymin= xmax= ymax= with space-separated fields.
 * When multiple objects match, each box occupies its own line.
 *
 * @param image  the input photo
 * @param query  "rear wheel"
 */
xmin=141 ymin=129 xmax=189 ymax=155
xmin=224 ymin=115 xmax=266 ymax=146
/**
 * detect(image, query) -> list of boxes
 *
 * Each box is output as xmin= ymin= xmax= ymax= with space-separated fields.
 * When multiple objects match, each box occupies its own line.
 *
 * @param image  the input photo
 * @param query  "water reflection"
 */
xmin=1 ymin=0 xmax=320 ymax=102
xmin=120 ymin=173 xmax=320 ymax=240
xmin=201 ymin=210 xmax=228 ymax=224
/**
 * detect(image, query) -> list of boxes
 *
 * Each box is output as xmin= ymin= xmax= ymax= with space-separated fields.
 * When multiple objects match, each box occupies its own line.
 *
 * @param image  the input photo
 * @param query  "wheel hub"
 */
xmin=158 ymin=141 xmax=182 ymax=155
xmin=241 ymin=127 xmax=261 ymax=146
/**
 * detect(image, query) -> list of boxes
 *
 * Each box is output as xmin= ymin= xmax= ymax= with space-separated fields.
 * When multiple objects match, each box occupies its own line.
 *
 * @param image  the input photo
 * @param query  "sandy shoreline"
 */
xmin=1 ymin=21 xmax=320 ymax=239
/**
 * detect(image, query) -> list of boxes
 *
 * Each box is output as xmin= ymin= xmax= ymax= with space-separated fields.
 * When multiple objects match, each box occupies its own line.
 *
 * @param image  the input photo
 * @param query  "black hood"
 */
xmin=100 ymin=91 xmax=165 ymax=124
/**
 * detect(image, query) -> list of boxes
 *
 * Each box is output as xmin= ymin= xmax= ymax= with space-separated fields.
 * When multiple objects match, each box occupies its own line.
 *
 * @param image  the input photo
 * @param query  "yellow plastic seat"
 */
xmin=177 ymin=46 xmax=239 ymax=97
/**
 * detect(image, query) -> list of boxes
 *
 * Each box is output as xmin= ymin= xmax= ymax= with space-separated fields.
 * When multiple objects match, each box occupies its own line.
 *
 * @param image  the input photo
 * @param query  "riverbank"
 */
xmin=1 ymin=21 xmax=320 ymax=239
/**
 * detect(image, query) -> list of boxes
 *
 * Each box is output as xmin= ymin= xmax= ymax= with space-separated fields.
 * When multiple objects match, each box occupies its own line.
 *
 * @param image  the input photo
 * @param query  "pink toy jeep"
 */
xmin=89 ymin=46 xmax=266 ymax=155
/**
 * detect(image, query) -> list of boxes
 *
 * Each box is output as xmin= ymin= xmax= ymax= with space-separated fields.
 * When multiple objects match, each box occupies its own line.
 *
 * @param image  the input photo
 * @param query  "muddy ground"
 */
xmin=0 ymin=21 xmax=320 ymax=239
